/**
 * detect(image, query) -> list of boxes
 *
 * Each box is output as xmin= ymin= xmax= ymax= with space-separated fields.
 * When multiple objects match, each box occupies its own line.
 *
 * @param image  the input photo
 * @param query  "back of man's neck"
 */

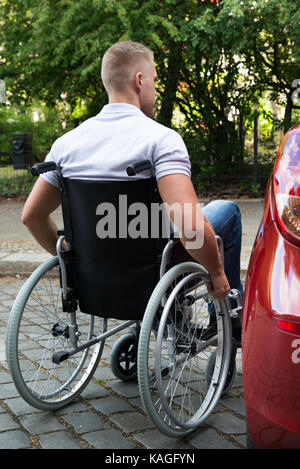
xmin=108 ymin=97 xmax=140 ymax=110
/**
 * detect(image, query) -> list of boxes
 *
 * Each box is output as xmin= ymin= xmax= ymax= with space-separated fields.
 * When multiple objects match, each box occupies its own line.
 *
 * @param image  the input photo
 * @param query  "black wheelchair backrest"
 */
xmin=61 ymin=176 xmax=168 ymax=320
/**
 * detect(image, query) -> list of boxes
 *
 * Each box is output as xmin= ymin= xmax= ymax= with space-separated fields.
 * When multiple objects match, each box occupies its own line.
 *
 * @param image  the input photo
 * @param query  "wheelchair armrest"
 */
xmin=31 ymin=162 xmax=57 ymax=176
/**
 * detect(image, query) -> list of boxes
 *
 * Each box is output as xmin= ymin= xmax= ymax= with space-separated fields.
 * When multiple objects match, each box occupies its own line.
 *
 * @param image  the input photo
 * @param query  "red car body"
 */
xmin=242 ymin=123 xmax=300 ymax=449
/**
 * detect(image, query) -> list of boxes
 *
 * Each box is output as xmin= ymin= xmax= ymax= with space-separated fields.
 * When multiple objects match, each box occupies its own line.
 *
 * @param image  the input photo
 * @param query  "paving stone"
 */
xmin=99 ymin=347 xmax=114 ymax=360
xmin=56 ymin=401 xmax=90 ymax=414
xmin=0 ymin=300 xmax=17 ymax=307
xmin=0 ymin=337 xmax=7 ymax=360
xmin=0 ymin=413 xmax=20 ymax=431
xmin=0 ymin=383 xmax=21 ymax=399
xmin=0 ymin=370 xmax=12 ymax=384
xmin=83 ymin=429 xmax=136 ymax=449
xmin=0 ymin=324 xmax=8 ymax=334
xmin=0 ymin=430 xmax=30 ymax=449
xmin=80 ymin=380 xmax=110 ymax=399
xmin=233 ymin=433 xmax=247 ymax=448
xmin=107 ymin=380 xmax=140 ymax=398
xmin=188 ymin=426 xmax=239 ymax=449
xmin=93 ymin=364 xmax=117 ymax=380
xmin=0 ymin=285 xmax=19 ymax=295
xmin=20 ymin=412 xmax=65 ymax=434
xmin=220 ymin=396 xmax=246 ymax=417
xmin=0 ymin=293 xmax=11 ymax=300
xmin=128 ymin=396 xmax=145 ymax=412
xmin=4 ymin=397 xmax=42 ymax=416
xmin=133 ymin=429 xmax=190 ymax=450
xmin=109 ymin=411 xmax=154 ymax=433
xmin=39 ymin=431 xmax=84 ymax=449
xmin=90 ymin=396 xmax=134 ymax=415
xmin=232 ymin=373 xmax=244 ymax=387
xmin=62 ymin=411 xmax=107 ymax=433
xmin=206 ymin=412 xmax=246 ymax=435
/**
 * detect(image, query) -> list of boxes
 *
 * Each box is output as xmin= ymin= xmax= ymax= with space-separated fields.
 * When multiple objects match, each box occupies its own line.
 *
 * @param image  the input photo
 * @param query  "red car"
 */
xmin=242 ymin=123 xmax=300 ymax=449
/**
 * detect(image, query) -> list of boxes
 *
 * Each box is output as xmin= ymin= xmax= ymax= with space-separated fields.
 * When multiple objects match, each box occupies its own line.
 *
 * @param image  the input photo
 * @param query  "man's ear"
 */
xmin=135 ymin=72 xmax=143 ymax=91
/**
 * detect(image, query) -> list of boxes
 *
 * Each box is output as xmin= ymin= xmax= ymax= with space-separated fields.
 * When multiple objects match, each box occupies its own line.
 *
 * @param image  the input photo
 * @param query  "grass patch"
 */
xmin=0 ymin=165 xmax=29 ymax=178
xmin=0 ymin=166 xmax=35 ymax=197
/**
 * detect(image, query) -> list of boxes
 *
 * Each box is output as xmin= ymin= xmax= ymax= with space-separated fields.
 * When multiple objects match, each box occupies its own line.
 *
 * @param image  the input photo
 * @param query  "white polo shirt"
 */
xmin=41 ymin=103 xmax=191 ymax=188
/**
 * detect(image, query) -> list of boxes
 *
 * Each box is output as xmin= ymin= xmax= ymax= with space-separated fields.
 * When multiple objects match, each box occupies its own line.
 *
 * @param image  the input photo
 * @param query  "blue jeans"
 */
xmin=203 ymin=200 xmax=243 ymax=299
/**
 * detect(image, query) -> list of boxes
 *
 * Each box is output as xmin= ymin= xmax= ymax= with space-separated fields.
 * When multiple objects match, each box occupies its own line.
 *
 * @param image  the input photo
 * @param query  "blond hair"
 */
xmin=101 ymin=41 xmax=154 ymax=94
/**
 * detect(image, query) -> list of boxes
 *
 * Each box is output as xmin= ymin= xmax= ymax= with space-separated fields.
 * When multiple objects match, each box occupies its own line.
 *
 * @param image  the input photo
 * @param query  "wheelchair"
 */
xmin=6 ymin=159 xmax=242 ymax=439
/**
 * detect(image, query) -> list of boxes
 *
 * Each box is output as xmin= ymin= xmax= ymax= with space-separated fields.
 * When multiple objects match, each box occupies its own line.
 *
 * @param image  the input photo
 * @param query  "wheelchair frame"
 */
xmin=6 ymin=159 xmax=243 ymax=439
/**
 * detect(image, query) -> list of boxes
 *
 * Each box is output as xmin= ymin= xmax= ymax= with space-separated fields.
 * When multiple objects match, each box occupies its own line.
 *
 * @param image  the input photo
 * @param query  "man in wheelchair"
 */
xmin=9 ymin=41 xmax=243 ymax=437
xmin=21 ymin=40 xmax=243 ymax=306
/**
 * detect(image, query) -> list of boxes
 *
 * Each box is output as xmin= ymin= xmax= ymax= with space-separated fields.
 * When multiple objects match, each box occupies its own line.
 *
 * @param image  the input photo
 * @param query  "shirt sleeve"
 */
xmin=40 ymin=140 xmax=60 ymax=189
xmin=153 ymin=129 xmax=191 ymax=180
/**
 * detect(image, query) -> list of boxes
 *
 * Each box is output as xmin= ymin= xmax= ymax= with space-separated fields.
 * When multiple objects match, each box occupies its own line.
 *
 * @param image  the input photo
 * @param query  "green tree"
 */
xmin=1 ymin=0 xmax=299 ymax=162
xmin=215 ymin=0 xmax=300 ymax=133
xmin=0 ymin=0 xmax=183 ymax=119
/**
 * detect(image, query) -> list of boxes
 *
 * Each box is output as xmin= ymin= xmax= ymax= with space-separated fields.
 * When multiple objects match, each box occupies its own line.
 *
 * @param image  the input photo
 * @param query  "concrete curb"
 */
xmin=0 ymin=251 xmax=249 ymax=280
xmin=0 ymin=252 xmax=51 ymax=277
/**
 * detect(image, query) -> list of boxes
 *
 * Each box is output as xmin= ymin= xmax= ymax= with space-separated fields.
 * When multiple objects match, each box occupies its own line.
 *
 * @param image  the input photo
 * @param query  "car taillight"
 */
xmin=274 ymin=317 xmax=300 ymax=335
xmin=273 ymin=129 xmax=300 ymax=245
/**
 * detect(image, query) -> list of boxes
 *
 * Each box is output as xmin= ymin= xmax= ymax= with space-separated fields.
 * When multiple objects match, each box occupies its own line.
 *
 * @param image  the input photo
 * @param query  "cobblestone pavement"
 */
xmin=0 ymin=276 xmax=247 ymax=450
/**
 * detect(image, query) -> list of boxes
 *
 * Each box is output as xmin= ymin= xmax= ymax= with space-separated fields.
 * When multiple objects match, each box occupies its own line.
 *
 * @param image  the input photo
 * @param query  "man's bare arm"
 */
xmin=21 ymin=177 xmax=61 ymax=256
xmin=157 ymin=174 xmax=230 ymax=299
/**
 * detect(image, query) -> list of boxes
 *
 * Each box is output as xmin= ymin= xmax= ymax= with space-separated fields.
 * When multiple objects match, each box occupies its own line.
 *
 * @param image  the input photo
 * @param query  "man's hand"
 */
xmin=207 ymin=271 xmax=231 ymax=300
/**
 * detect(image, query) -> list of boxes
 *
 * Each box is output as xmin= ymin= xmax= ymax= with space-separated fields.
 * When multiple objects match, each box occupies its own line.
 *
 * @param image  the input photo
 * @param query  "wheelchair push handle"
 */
xmin=31 ymin=162 xmax=57 ymax=176
xmin=126 ymin=160 xmax=154 ymax=177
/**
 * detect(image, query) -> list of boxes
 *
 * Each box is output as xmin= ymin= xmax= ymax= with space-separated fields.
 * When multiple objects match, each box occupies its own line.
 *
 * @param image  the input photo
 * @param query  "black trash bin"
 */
xmin=12 ymin=133 xmax=34 ymax=169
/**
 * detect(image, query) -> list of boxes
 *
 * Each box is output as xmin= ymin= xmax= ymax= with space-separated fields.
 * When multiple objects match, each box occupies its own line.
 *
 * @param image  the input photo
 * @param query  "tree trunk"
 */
xmin=283 ymin=91 xmax=293 ymax=133
xmin=157 ymin=44 xmax=181 ymax=128
xmin=237 ymin=111 xmax=245 ymax=163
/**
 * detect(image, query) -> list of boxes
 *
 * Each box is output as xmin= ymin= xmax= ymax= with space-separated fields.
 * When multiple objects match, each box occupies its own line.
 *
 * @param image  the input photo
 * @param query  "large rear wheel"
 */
xmin=6 ymin=257 xmax=106 ymax=411
xmin=138 ymin=262 xmax=232 ymax=438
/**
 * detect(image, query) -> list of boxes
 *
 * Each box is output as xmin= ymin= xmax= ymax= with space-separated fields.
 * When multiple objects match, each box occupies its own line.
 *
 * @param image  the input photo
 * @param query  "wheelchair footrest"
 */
xmin=52 ymin=351 xmax=70 ymax=364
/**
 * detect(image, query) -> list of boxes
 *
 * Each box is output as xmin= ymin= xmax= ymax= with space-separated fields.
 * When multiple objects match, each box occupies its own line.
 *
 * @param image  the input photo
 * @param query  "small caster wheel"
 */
xmin=111 ymin=333 xmax=138 ymax=381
